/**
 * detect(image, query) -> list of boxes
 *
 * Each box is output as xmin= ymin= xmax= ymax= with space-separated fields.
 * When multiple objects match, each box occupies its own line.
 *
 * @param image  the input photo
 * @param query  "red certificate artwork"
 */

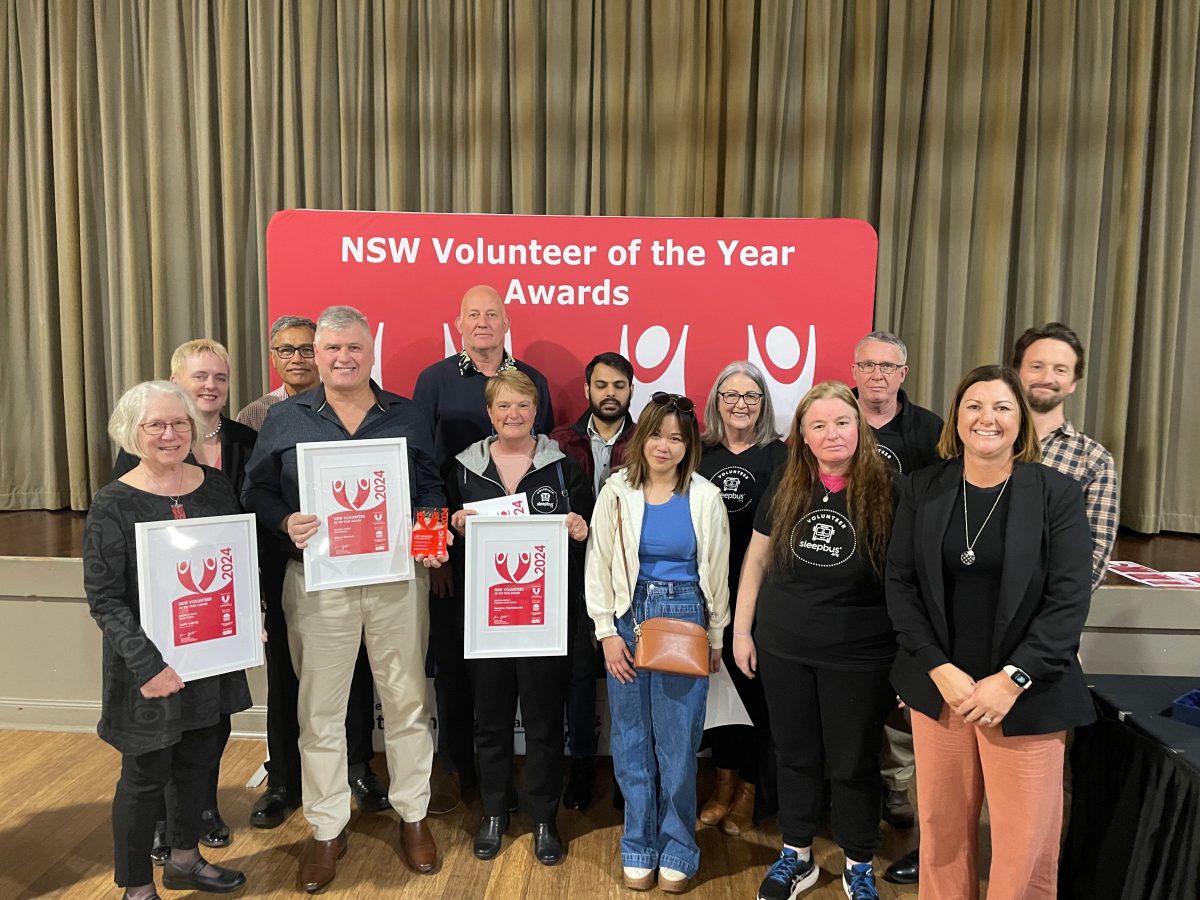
xmin=326 ymin=469 xmax=390 ymax=557
xmin=488 ymin=544 xmax=547 ymax=627
xmin=172 ymin=547 xmax=237 ymax=647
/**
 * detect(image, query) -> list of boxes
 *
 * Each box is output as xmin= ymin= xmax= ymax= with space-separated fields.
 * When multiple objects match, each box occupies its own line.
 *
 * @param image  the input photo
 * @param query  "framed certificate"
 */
xmin=297 ymin=437 xmax=413 ymax=590
xmin=135 ymin=513 xmax=264 ymax=682
xmin=463 ymin=515 xmax=570 ymax=659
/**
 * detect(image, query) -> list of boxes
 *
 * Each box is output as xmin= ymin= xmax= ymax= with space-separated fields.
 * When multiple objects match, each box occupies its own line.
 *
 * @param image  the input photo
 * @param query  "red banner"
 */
xmin=266 ymin=211 xmax=877 ymax=431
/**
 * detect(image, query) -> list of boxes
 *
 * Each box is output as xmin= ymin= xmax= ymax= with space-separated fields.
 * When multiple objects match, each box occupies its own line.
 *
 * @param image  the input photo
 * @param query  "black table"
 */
xmin=1060 ymin=674 xmax=1200 ymax=899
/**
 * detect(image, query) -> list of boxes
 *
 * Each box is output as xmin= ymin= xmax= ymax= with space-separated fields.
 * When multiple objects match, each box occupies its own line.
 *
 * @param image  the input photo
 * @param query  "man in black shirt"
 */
xmin=412 ymin=284 xmax=555 ymax=813
xmin=850 ymin=330 xmax=943 ymax=885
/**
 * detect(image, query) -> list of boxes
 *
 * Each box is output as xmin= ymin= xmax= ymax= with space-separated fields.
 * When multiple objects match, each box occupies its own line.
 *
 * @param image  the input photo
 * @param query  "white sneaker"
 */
xmin=623 ymin=866 xmax=655 ymax=891
xmin=659 ymin=866 xmax=690 ymax=894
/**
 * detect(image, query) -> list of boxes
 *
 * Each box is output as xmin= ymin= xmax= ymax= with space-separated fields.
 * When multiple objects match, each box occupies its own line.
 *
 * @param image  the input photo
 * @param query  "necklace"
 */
xmin=203 ymin=418 xmax=222 ymax=441
xmin=145 ymin=463 xmax=188 ymax=520
xmin=961 ymin=471 xmax=1010 ymax=565
xmin=819 ymin=473 xmax=846 ymax=503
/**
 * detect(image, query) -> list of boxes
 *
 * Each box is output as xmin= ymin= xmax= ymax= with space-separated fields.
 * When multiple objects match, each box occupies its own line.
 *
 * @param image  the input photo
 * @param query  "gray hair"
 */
xmin=700 ymin=361 xmax=781 ymax=448
xmin=315 ymin=306 xmax=370 ymax=340
xmin=108 ymin=381 xmax=203 ymax=458
xmin=269 ymin=315 xmax=317 ymax=344
xmin=855 ymin=330 xmax=908 ymax=364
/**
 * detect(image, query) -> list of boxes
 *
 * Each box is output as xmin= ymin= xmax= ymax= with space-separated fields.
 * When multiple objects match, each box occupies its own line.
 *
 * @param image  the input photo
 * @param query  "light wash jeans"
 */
xmin=607 ymin=579 xmax=709 ymax=876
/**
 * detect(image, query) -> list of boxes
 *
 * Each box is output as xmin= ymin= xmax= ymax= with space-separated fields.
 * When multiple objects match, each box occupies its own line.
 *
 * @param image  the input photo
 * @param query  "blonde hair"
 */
xmin=108 ymin=381 xmax=203 ymax=457
xmin=170 ymin=339 xmax=231 ymax=378
xmin=484 ymin=370 xmax=539 ymax=408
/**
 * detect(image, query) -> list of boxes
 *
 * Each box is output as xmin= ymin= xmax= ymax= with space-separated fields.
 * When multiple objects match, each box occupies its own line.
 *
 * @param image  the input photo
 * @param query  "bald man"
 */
xmin=412 ymin=284 xmax=555 ymax=812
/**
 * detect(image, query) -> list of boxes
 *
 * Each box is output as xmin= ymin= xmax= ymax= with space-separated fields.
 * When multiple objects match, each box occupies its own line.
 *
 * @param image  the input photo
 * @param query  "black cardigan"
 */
xmin=886 ymin=457 xmax=1096 ymax=736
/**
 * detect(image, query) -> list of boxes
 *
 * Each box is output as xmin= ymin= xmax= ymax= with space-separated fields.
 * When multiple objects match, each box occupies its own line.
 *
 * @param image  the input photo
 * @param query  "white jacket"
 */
xmin=585 ymin=469 xmax=731 ymax=648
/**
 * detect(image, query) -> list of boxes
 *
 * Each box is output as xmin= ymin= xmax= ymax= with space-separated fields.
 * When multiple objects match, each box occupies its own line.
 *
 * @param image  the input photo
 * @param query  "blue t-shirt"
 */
xmin=638 ymin=493 xmax=699 ymax=581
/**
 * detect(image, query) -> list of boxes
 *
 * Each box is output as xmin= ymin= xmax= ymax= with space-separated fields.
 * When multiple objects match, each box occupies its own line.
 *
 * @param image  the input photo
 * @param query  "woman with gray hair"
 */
xmin=696 ymin=361 xmax=787 ymax=835
xmin=85 ymin=381 xmax=251 ymax=899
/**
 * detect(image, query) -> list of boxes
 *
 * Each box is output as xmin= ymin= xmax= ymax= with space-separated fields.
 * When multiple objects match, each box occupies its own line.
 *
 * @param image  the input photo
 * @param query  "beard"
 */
xmin=590 ymin=399 xmax=629 ymax=424
xmin=1026 ymin=388 xmax=1066 ymax=414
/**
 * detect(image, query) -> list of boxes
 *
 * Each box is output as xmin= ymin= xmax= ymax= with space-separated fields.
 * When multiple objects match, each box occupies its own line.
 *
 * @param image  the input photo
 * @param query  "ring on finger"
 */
xmin=982 ymin=715 xmax=994 ymax=725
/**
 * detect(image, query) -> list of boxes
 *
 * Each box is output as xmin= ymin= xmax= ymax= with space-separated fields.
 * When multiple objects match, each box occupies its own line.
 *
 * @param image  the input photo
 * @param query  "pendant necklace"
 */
xmin=961 ymin=471 xmax=1010 ymax=565
xmin=819 ymin=473 xmax=846 ymax=504
xmin=147 ymin=464 xmax=188 ymax=519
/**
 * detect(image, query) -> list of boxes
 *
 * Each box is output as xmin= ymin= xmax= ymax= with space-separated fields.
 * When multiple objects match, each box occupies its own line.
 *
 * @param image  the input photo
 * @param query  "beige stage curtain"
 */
xmin=2 ymin=0 xmax=1197 ymax=532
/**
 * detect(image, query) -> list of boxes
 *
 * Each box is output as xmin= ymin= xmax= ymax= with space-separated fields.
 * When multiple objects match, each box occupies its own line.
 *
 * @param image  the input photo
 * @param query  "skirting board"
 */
xmin=0 ymin=697 xmax=268 ymax=737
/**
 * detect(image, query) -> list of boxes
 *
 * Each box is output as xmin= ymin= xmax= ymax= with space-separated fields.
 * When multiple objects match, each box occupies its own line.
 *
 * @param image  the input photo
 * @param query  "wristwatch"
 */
xmin=1003 ymin=664 xmax=1033 ymax=690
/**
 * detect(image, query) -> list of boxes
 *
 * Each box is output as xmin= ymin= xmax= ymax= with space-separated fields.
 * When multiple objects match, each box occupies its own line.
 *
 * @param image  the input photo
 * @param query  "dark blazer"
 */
xmin=886 ymin=457 xmax=1096 ymax=736
xmin=113 ymin=415 xmax=258 ymax=496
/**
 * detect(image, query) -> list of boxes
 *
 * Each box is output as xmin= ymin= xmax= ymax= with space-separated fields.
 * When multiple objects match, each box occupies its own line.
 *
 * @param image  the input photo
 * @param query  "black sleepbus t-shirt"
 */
xmin=751 ymin=476 xmax=896 ymax=671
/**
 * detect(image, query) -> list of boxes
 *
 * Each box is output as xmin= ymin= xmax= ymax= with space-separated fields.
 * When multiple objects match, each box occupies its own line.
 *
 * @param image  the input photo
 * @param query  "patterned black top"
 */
xmin=84 ymin=467 xmax=252 ymax=755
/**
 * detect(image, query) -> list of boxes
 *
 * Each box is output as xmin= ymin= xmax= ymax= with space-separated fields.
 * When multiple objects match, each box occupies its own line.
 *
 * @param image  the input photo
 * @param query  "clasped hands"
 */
xmin=930 ymin=663 xmax=1022 ymax=728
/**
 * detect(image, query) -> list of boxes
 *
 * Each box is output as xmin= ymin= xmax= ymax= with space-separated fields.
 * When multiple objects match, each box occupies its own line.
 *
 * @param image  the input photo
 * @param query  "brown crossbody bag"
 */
xmin=614 ymin=496 xmax=710 ymax=679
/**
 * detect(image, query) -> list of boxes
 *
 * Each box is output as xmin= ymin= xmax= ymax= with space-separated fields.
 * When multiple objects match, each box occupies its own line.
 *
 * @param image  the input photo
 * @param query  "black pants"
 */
xmin=262 ymin=557 xmax=376 ymax=795
xmin=113 ymin=722 xmax=224 ymax=887
xmin=759 ymin=651 xmax=893 ymax=861
xmin=565 ymin=606 xmax=602 ymax=758
xmin=468 ymin=655 xmax=570 ymax=822
xmin=430 ymin=589 xmax=476 ymax=784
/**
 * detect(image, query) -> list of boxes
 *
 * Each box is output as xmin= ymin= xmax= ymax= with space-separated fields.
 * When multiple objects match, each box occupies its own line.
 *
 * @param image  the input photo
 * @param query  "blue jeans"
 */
xmin=607 ymin=579 xmax=709 ymax=876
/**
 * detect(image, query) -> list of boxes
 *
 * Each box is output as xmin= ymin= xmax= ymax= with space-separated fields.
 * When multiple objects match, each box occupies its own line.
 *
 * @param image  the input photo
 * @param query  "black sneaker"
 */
xmin=757 ymin=848 xmax=819 ymax=900
xmin=843 ymin=862 xmax=879 ymax=900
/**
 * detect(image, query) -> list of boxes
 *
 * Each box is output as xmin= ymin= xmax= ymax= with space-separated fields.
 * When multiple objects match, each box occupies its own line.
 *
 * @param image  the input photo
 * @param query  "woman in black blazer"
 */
xmin=886 ymin=365 xmax=1093 ymax=900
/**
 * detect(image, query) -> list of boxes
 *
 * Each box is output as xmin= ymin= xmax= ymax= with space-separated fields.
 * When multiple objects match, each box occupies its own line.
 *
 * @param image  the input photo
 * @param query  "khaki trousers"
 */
xmin=912 ymin=706 xmax=1065 ymax=900
xmin=283 ymin=561 xmax=433 ymax=840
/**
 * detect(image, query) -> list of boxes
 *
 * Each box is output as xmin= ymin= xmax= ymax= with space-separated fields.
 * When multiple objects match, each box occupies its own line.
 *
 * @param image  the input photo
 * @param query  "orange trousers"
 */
xmin=911 ymin=707 xmax=1066 ymax=900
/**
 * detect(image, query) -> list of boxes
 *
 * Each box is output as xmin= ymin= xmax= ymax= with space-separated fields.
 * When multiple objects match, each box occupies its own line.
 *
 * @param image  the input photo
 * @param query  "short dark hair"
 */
xmin=585 ymin=352 xmax=634 ymax=384
xmin=1012 ymin=323 xmax=1085 ymax=381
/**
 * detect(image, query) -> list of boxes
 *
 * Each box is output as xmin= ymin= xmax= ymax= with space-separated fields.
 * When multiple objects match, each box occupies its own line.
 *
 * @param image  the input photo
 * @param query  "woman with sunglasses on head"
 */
xmin=733 ymin=381 xmax=897 ymax=900
xmin=887 ymin=366 xmax=1092 ymax=899
xmin=696 ymin=362 xmax=787 ymax=836
xmin=585 ymin=392 xmax=731 ymax=894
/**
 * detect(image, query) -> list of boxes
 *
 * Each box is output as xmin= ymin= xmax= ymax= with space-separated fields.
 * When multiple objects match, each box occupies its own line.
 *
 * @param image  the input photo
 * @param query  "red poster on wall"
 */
xmin=266 ymin=212 xmax=877 ymax=432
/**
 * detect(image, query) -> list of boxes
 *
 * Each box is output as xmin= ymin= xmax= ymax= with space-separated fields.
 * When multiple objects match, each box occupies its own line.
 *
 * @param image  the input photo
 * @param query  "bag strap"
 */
xmin=613 ymin=495 xmax=643 ymax=636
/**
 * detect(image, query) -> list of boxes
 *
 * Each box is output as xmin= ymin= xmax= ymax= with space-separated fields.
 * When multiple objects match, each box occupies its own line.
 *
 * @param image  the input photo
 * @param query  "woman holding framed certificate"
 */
xmin=448 ymin=370 xmax=592 ymax=867
xmin=85 ymin=381 xmax=252 ymax=900
xmin=584 ymin=392 xmax=731 ymax=894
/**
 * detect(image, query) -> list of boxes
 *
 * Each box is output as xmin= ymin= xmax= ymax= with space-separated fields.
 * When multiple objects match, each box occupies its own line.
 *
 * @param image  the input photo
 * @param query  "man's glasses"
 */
xmin=854 ymin=361 xmax=902 ymax=375
xmin=718 ymin=390 xmax=763 ymax=407
xmin=139 ymin=419 xmax=193 ymax=436
xmin=650 ymin=392 xmax=696 ymax=417
xmin=273 ymin=344 xmax=315 ymax=359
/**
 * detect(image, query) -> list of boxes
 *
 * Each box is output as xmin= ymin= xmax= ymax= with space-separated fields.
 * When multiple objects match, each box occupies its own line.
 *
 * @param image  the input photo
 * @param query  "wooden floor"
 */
xmin=0 ymin=731 xmax=977 ymax=899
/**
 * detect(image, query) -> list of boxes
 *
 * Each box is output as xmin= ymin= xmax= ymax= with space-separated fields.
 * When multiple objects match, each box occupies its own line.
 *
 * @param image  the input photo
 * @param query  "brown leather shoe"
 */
xmin=719 ymin=781 xmax=756 ymax=835
xmin=699 ymin=768 xmax=737 ymax=826
xmin=401 ymin=818 xmax=438 ymax=874
xmin=300 ymin=831 xmax=347 ymax=893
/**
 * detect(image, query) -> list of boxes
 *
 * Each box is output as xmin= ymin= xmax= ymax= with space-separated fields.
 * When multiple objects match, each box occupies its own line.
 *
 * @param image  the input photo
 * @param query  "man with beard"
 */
xmin=1014 ymin=322 xmax=1119 ymax=591
xmin=550 ymin=352 xmax=636 ymax=809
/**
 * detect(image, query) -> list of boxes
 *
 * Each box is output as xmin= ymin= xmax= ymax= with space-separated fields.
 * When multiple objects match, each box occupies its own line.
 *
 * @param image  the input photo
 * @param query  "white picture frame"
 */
xmin=135 ymin=513 xmax=264 ymax=682
xmin=297 ymin=437 xmax=414 ymax=590
xmin=463 ymin=515 xmax=570 ymax=659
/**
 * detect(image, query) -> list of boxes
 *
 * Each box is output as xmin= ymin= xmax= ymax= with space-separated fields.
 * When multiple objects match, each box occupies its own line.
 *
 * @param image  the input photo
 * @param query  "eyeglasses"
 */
xmin=139 ymin=419 xmax=193 ymax=436
xmin=272 ymin=344 xmax=315 ymax=359
xmin=650 ymin=392 xmax=696 ymax=417
xmin=854 ymin=361 xmax=902 ymax=375
xmin=718 ymin=390 xmax=763 ymax=407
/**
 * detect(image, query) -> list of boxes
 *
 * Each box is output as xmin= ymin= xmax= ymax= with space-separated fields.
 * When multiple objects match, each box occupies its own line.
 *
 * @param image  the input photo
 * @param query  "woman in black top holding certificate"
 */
xmin=733 ymin=381 xmax=896 ymax=900
xmin=886 ymin=365 xmax=1092 ymax=900
xmin=696 ymin=361 xmax=787 ymax=834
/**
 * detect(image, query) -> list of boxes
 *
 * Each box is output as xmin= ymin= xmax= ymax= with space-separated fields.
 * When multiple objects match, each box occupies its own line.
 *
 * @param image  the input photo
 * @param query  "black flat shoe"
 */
xmin=884 ymin=847 xmax=920 ymax=884
xmin=150 ymin=819 xmax=170 ymax=866
xmin=348 ymin=770 xmax=391 ymax=813
xmin=162 ymin=857 xmax=247 ymax=893
xmin=250 ymin=784 xmax=300 ymax=829
xmin=532 ymin=821 xmax=564 ymax=866
xmin=198 ymin=808 xmax=231 ymax=848
xmin=472 ymin=813 xmax=509 ymax=860
xmin=563 ymin=758 xmax=594 ymax=810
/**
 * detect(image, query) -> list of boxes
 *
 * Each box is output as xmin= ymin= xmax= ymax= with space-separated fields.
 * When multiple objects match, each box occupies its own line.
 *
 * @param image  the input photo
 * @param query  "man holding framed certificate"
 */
xmin=242 ymin=306 xmax=448 ymax=892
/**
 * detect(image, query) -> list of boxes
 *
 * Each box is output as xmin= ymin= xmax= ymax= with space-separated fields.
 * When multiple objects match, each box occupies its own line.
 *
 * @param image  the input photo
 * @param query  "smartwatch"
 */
xmin=1003 ymin=664 xmax=1033 ymax=690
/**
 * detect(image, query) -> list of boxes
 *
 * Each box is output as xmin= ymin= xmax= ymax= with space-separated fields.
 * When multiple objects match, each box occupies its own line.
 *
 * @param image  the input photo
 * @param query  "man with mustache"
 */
xmin=1014 ymin=322 xmax=1118 ymax=591
xmin=550 ymin=352 xmax=636 ymax=809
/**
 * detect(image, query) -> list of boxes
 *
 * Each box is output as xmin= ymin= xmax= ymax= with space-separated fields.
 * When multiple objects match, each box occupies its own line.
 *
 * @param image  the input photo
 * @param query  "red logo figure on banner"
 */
xmin=327 ymin=470 xmax=390 ymax=557
xmin=172 ymin=547 xmax=237 ymax=647
xmin=488 ymin=546 xmax=546 ymax=627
